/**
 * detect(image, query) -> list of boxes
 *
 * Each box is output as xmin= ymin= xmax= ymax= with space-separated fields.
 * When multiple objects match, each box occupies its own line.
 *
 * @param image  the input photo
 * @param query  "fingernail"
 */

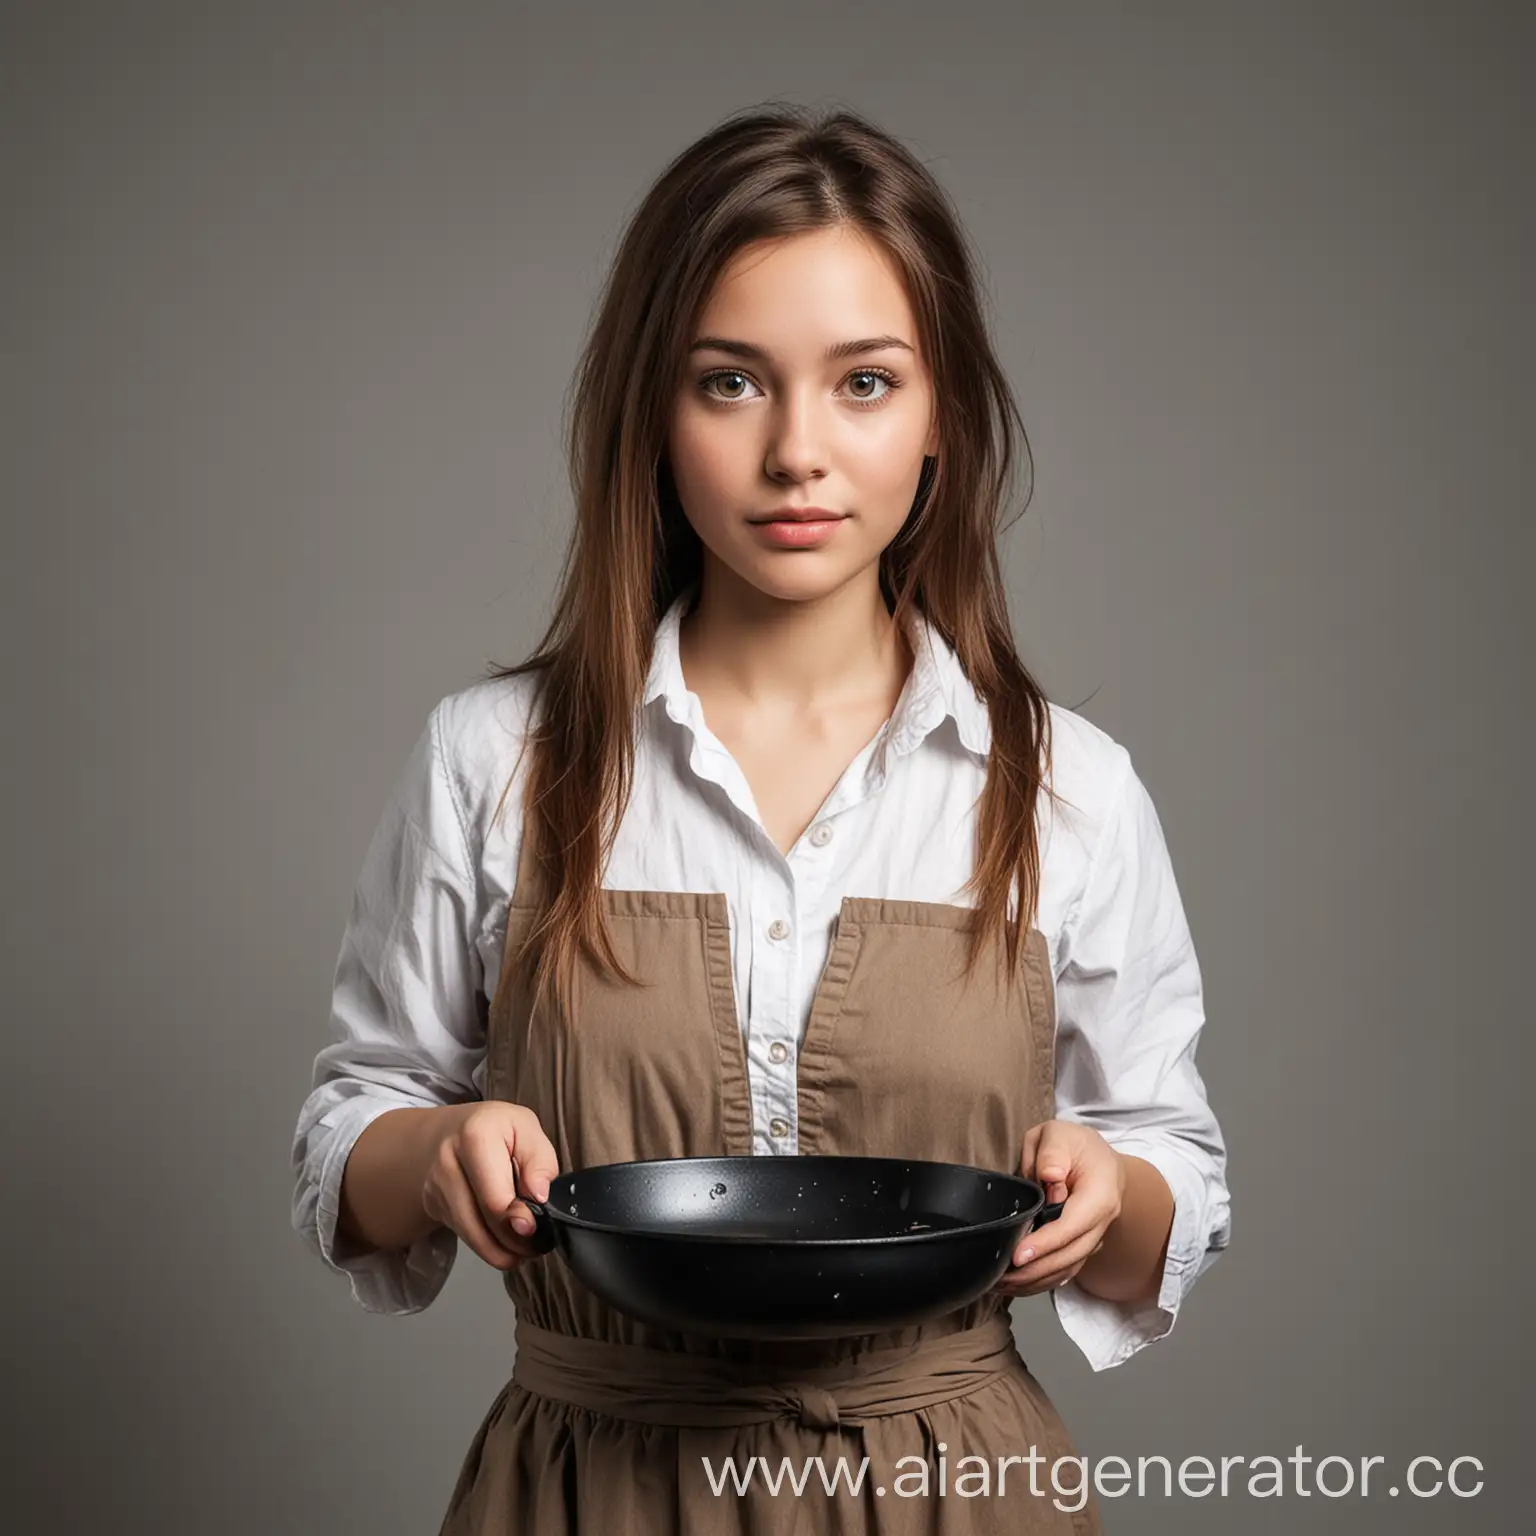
xmin=1015 ymin=1246 xmax=1035 ymax=1266
xmin=512 ymin=1215 xmax=534 ymax=1235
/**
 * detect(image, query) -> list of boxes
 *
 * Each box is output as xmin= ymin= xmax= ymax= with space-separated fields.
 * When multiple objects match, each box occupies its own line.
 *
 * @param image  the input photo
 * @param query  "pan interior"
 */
xmin=546 ymin=1155 xmax=1036 ymax=1242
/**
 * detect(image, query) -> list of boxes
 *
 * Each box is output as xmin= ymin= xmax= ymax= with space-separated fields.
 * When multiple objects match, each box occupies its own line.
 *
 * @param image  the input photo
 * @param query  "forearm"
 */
xmin=1075 ymin=1153 xmax=1173 ymax=1305
xmin=337 ymin=1105 xmax=455 ymax=1252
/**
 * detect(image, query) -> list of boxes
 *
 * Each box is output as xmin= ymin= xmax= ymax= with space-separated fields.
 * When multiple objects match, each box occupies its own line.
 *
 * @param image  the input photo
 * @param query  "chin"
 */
xmin=732 ymin=554 xmax=866 ymax=605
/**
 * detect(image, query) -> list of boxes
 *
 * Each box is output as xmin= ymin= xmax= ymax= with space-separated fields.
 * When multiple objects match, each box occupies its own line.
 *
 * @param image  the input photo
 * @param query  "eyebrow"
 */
xmin=687 ymin=334 xmax=915 ymax=363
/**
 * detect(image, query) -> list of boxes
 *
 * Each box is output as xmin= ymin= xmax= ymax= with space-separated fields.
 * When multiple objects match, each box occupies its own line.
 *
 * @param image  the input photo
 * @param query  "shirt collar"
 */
xmin=643 ymin=581 xmax=992 ymax=760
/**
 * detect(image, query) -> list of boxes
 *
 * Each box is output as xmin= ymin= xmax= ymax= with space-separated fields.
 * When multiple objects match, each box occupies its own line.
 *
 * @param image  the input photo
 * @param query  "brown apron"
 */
xmin=438 ymin=802 xmax=1103 ymax=1534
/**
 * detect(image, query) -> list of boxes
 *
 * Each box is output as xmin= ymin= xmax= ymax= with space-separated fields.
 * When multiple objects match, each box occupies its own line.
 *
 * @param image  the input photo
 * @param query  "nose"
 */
xmin=763 ymin=386 xmax=830 ymax=485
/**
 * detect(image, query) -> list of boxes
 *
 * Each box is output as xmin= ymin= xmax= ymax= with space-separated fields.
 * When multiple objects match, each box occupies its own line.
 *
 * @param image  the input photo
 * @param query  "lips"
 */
xmin=749 ymin=516 xmax=846 ymax=549
xmin=748 ymin=507 xmax=847 ymax=524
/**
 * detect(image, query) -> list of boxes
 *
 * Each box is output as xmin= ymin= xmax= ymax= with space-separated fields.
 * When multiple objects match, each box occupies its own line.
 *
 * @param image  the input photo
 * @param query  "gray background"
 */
xmin=3 ymin=1 xmax=1529 ymax=1532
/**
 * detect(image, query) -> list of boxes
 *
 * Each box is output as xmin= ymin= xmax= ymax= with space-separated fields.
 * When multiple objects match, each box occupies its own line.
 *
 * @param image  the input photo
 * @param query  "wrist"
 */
xmin=340 ymin=1105 xmax=459 ymax=1251
xmin=1078 ymin=1154 xmax=1173 ymax=1305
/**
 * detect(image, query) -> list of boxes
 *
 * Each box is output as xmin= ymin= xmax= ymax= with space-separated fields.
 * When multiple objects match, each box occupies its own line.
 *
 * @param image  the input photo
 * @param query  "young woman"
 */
xmin=292 ymin=103 xmax=1231 ymax=1534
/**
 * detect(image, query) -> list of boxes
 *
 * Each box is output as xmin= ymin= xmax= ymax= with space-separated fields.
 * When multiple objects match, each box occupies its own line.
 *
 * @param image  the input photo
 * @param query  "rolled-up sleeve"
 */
xmin=290 ymin=700 xmax=487 ymax=1315
xmin=1049 ymin=752 xmax=1232 ymax=1370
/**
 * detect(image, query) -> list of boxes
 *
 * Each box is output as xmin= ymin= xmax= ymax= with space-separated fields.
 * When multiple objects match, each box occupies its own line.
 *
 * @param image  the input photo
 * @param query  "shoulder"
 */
xmin=1030 ymin=701 xmax=1137 ymax=938
xmin=433 ymin=669 xmax=544 ymax=781
xmin=1041 ymin=700 xmax=1133 ymax=839
xmin=427 ymin=669 xmax=546 ymax=867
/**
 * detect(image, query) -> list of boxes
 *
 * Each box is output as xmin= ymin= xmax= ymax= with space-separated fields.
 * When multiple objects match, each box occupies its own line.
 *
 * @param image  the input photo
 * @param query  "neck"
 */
xmin=676 ymin=560 xmax=911 ymax=716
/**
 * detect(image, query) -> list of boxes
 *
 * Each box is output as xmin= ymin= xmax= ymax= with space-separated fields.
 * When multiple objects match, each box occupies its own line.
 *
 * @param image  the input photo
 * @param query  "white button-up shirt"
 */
xmin=292 ymin=591 xmax=1231 ymax=1371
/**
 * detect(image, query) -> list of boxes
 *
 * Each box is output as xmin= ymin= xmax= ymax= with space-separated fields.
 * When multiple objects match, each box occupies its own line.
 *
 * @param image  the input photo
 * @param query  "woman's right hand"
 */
xmin=420 ymin=1102 xmax=560 ymax=1271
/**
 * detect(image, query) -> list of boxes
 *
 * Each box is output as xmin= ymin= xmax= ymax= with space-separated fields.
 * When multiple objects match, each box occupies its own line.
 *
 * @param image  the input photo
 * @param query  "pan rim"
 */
xmin=537 ymin=1153 xmax=1047 ymax=1247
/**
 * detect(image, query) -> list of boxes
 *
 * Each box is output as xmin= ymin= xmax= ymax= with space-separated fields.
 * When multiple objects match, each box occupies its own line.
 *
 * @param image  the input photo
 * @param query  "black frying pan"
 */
xmin=522 ymin=1154 xmax=1064 ymax=1339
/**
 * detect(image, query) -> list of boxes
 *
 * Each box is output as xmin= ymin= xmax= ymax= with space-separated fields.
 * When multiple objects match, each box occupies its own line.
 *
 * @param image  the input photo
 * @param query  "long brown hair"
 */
xmin=487 ymin=101 xmax=1059 ymax=1022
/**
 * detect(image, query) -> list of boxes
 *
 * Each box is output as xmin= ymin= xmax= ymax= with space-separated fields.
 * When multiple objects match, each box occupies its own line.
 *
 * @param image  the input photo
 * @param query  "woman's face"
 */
xmin=667 ymin=226 xmax=939 ymax=608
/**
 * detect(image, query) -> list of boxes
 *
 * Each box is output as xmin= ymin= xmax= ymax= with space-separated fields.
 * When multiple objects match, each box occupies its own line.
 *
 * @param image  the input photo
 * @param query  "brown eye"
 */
xmin=700 ymin=370 xmax=760 ymax=403
xmin=843 ymin=368 xmax=901 ymax=407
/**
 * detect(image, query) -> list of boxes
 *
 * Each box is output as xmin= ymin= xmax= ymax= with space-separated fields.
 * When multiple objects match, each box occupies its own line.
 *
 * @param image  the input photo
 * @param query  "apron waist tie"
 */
xmin=510 ymin=1312 xmax=1020 ymax=1431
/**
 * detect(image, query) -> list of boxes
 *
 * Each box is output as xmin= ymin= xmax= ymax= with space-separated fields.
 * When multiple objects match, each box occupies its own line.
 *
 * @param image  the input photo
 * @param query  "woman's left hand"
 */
xmin=992 ymin=1120 xmax=1126 ymax=1298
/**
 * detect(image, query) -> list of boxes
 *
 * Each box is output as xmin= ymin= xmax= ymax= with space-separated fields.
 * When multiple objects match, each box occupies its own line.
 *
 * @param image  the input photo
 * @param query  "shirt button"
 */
xmin=767 ymin=918 xmax=791 ymax=941
xmin=809 ymin=822 xmax=833 ymax=847
xmin=768 ymin=1041 xmax=789 ymax=1064
xmin=769 ymin=1117 xmax=790 ymax=1139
